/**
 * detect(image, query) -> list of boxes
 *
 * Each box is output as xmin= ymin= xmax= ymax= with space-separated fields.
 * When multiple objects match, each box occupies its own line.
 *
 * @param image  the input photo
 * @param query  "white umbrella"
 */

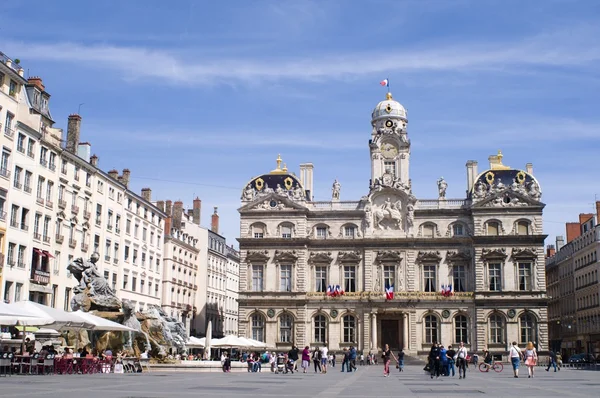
xmin=8 ymin=301 xmax=94 ymax=330
xmin=0 ymin=301 xmax=54 ymax=326
xmin=212 ymin=335 xmax=247 ymax=348
xmin=239 ymin=336 xmax=267 ymax=348
xmin=187 ymin=336 xmax=205 ymax=348
xmin=73 ymin=311 xmax=135 ymax=332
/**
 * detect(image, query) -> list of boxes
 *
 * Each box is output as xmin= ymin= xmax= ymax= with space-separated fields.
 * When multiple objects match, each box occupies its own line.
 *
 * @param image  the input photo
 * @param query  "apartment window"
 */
xmin=281 ymin=224 xmax=292 ymax=239
xmin=10 ymin=205 xmax=19 ymax=227
xmin=112 ymin=274 xmax=117 ymax=291
xmin=40 ymin=147 xmax=48 ymax=166
xmin=344 ymin=226 xmax=355 ymax=238
xmin=27 ymin=138 xmax=35 ymax=158
xmin=425 ymin=314 xmax=439 ymax=344
xmin=13 ymin=166 xmax=22 ymax=188
xmin=518 ymin=262 xmax=532 ymax=291
xmin=280 ymin=264 xmax=292 ymax=292
xmin=96 ymin=204 xmax=102 ymax=225
xmin=49 ymin=152 xmax=56 ymax=170
xmin=150 ymin=231 xmax=154 ymax=245
xmin=423 ymin=265 xmax=437 ymax=292
xmin=53 ymin=251 xmax=60 ymax=275
xmin=115 ymin=215 xmax=121 ymax=233
xmin=85 ymin=173 xmax=91 ymax=187
xmin=279 ymin=313 xmax=293 ymax=343
xmin=142 ymin=227 xmax=147 ymax=241
xmin=314 ymin=314 xmax=326 ymax=343
xmin=383 ymin=265 xmax=395 ymax=290
xmin=453 ymin=265 xmax=467 ymax=292
xmin=343 ymin=265 xmax=357 ymax=292
xmin=17 ymin=245 xmax=26 ymax=268
xmin=9 ymin=80 xmax=17 ymax=96
xmin=105 ymin=239 xmax=111 ymax=260
xmin=343 ymin=315 xmax=356 ymax=343
xmin=133 ymin=249 xmax=138 ymax=264
xmin=124 ymin=245 xmax=130 ymax=261
xmin=251 ymin=265 xmax=264 ymax=292
xmin=487 ymin=221 xmax=499 ymax=236
xmin=17 ymin=133 xmax=25 ymax=152
xmin=36 ymin=176 xmax=44 ymax=199
xmin=97 ymin=180 xmax=103 ymax=193
xmin=114 ymin=243 xmax=119 ymax=262
xmin=520 ymin=313 xmax=536 ymax=345
xmin=42 ymin=216 xmax=50 ymax=241
xmin=134 ymin=224 xmax=139 ymax=237
xmin=7 ymin=243 xmax=15 ymax=265
xmin=131 ymin=275 xmax=137 ymax=292
xmin=141 ymin=252 xmax=146 ymax=268
xmin=14 ymin=283 xmax=21 ymax=302
xmin=156 ymin=258 xmax=160 ymax=272
xmin=0 ymin=150 xmax=10 ymax=176
xmin=315 ymin=266 xmax=327 ymax=292
xmin=73 ymin=165 xmax=79 ymax=181
xmin=517 ymin=221 xmax=529 ymax=235
xmin=33 ymin=213 xmax=41 ymax=238
xmin=454 ymin=315 xmax=468 ymax=344
xmin=452 ymin=224 xmax=464 ymax=236
xmin=46 ymin=181 xmax=53 ymax=202
xmin=316 ymin=226 xmax=327 ymax=239
xmin=126 ymin=219 xmax=131 ymax=234
xmin=489 ymin=314 xmax=505 ymax=344
xmin=123 ymin=274 xmax=129 ymax=290
xmin=488 ymin=263 xmax=502 ymax=291
xmin=23 ymin=171 xmax=31 ymax=193
xmin=20 ymin=208 xmax=29 ymax=231
xmin=384 ymin=160 xmax=396 ymax=177
xmin=58 ymin=185 xmax=64 ymax=201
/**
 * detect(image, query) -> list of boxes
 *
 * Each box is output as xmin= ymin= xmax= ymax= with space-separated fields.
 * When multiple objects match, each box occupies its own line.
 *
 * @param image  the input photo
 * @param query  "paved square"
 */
xmin=1 ymin=365 xmax=599 ymax=397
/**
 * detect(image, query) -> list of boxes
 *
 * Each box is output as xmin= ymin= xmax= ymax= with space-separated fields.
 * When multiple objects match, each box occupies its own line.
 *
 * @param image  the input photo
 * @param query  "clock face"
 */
xmin=381 ymin=143 xmax=398 ymax=159
xmin=269 ymin=200 xmax=277 ymax=208
xmin=385 ymin=119 xmax=394 ymax=128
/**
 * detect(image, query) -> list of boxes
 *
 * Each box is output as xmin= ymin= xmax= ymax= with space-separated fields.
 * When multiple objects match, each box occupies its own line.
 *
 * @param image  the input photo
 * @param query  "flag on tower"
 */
xmin=385 ymin=283 xmax=394 ymax=300
xmin=380 ymin=79 xmax=389 ymax=87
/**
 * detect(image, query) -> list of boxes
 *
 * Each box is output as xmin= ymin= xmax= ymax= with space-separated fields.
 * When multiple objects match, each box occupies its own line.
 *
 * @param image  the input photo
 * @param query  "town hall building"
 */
xmin=237 ymin=92 xmax=548 ymax=358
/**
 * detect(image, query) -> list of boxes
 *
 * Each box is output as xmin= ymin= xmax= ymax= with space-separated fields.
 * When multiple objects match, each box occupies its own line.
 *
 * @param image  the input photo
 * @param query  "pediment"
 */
xmin=375 ymin=250 xmax=403 ymax=264
xmin=338 ymin=251 xmax=362 ymax=263
xmin=70 ymin=216 xmax=79 ymax=225
xmin=446 ymin=250 xmax=472 ymax=262
xmin=511 ymin=247 xmax=538 ymax=260
xmin=246 ymin=250 xmax=270 ymax=263
xmin=239 ymin=193 xmax=307 ymax=212
xmin=472 ymin=187 xmax=542 ymax=209
xmin=308 ymin=251 xmax=334 ymax=264
xmin=56 ymin=210 xmax=67 ymax=219
xmin=481 ymin=248 xmax=507 ymax=260
xmin=273 ymin=250 xmax=298 ymax=264
xmin=416 ymin=250 xmax=442 ymax=263
xmin=82 ymin=221 xmax=90 ymax=230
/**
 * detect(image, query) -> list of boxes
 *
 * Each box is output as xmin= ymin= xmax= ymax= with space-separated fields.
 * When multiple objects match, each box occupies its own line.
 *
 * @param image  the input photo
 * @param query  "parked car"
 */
xmin=568 ymin=353 xmax=597 ymax=364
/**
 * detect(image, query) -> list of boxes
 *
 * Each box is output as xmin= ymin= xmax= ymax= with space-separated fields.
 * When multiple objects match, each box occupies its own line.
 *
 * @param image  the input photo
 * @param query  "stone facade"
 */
xmin=237 ymin=92 xmax=548 ymax=358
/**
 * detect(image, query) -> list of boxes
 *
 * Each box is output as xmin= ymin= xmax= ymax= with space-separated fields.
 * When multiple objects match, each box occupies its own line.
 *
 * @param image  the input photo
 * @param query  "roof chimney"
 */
xmin=211 ymin=207 xmax=219 ymax=234
xmin=108 ymin=169 xmax=119 ymax=180
xmin=465 ymin=160 xmax=478 ymax=194
xmin=596 ymin=201 xmax=600 ymax=227
xmin=556 ymin=236 xmax=565 ymax=251
xmin=90 ymin=154 xmax=99 ymax=167
xmin=546 ymin=244 xmax=556 ymax=258
xmin=566 ymin=222 xmax=581 ymax=243
xmin=526 ymin=163 xmax=533 ymax=175
xmin=156 ymin=200 xmax=165 ymax=213
xmin=164 ymin=216 xmax=172 ymax=238
xmin=27 ymin=76 xmax=45 ymax=91
xmin=66 ymin=114 xmax=82 ymax=153
xmin=165 ymin=200 xmax=173 ymax=217
xmin=193 ymin=197 xmax=201 ymax=225
xmin=141 ymin=188 xmax=152 ymax=203
xmin=173 ymin=201 xmax=184 ymax=230
xmin=121 ymin=169 xmax=131 ymax=189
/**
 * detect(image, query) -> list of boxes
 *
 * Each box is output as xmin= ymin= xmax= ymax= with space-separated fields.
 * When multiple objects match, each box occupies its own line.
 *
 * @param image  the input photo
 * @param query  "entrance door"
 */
xmin=381 ymin=319 xmax=401 ymax=351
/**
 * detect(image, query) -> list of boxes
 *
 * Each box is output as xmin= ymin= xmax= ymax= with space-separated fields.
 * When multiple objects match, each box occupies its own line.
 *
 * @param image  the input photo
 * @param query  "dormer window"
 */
xmin=253 ymin=224 xmax=265 ymax=239
xmin=281 ymin=225 xmax=292 ymax=239
xmin=487 ymin=221 xmax=500 ymax=236
xmin=422 ymin=224 xmax=435 ymax=238
xmin=316 ymin=226 xmax=327 ymax=239
xmin=516 ymin=221 xmax=530 ymax=235
xmin=452 ymin=224 xmax=464 ymax=236
xmin=344 ymin=226 xmax=355 ymax=238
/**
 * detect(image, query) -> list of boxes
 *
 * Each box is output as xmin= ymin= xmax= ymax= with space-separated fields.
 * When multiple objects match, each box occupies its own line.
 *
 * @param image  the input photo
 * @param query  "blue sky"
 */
xmin=2 ymin=0 xmax=600 ymax=246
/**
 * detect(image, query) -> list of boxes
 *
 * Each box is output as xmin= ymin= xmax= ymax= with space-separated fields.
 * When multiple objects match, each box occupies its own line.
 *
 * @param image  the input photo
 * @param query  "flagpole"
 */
xmin=387 ymin=77 xmax=390 ymax=93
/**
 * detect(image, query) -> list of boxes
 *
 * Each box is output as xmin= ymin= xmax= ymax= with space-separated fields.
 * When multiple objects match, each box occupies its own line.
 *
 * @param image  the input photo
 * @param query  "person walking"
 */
xmin=397 ymin=348 xmax=405 ymax=372
xmin=301 ymin=345 xmax=311 ymax=374
xmin=381 ymin=344 xmax=398 ymax=377
xmin=523 ymin=342 xmax=538 ymax=378
xmin=456 ymin=342 xmax=468 ymax=379
xmin=312 ymin=347 xmax=322 ymax=373
xmin=428 ymin=343 xmax=441 ymax=379
xmin=446 ymin=345 xmax=456 ymax=377
xmin=320 ymin=344 xmax=329 ymax=374
xmin=546 ymin=350 xmax=558 ymax=372
xmin=348 ymin=346 xmax=357 ymax=372
xmin=509 ymin=341 xmax=524 ymax=378
xmin=341 ymin=348 xmax=349 ymax=372
xmin=289 ymin=345 xmax=300 ymax=372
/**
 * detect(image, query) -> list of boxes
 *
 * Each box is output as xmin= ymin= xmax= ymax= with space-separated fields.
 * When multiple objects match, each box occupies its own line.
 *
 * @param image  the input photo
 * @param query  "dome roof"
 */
xmin=242 ymin=155 xmax=308 ymax=200
xmin=371 ymin=92 xmax=407 ymax=123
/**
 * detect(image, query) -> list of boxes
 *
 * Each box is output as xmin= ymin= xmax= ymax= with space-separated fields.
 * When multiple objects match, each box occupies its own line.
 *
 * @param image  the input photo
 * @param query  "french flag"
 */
xmin=326 ymin=285 xmax=332 ymax=296
xmin=380 ymin=79 xmax=389 ymax=87
xmin=335 ymin=285 xmax=344 ymax=296
xmin=385 ymin=283 xmax=394 ymax=300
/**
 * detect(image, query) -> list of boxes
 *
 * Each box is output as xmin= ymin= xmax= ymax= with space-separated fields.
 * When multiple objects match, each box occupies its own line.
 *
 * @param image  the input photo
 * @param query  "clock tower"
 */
xmin=369 ymin=92 xmax=410 ymax=191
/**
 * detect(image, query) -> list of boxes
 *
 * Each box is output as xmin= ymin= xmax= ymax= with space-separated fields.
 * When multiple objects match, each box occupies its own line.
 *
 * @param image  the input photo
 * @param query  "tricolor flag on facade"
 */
xmin=334 ymin=285 xmax=344 ymax=296
xmin=385 ymin=283 xmax=394 ymax=300
xmin=380 ymin=79 xmax=389 ymax=87
xmin=326 ymin=285 xmax=333 ymax=296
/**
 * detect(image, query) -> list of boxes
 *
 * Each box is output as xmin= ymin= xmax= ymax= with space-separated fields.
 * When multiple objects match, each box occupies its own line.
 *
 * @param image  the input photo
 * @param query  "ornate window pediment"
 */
xmin=375 ymin=250 xmax=402 ymax=264
xmin=338 ymin=250 xmax=362 ymax=263
xmin=416 ymin=250 xmax=442 ymax=263
xmin=308 ymin=251 xmax=333 ymax=264
xmin=56 ymin=210 xmax=67 ymax=220
xmin=481 ymin=248 xmax=507 ymax=260
xmin=70 ymin=216 xmax=78 ymax=225
xmin=511 ymin=247 xmax=537 ymax=260
xmin=274 ymin=250 xmax=298 ymax=264
xmin=82 ymin=221 xmax=90 ymax=230
xmin=446 ymin=250 xmax=471 ymax=262
xmin=246 ymin=250 xmax=270 ymax=263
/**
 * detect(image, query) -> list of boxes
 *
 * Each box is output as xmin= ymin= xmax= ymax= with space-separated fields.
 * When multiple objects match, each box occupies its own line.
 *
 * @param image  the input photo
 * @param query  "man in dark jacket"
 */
xmin=288 ymin=346 xmax=299 ymax=371
xmin=428 ymin=343 xmax=442 ymax=379
xmin=348 ymin=346 xmax=357 ymax=372
xmin=341 ymin=348 xmax=349 ymax=372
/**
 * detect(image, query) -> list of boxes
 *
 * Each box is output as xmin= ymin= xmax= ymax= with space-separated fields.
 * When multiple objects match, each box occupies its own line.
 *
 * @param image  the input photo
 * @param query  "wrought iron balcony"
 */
xmin=58 ymin=200 xmax=67 ymax=209
xmin=55 ymin=234 xmax=64 ymax=243
xmin=23 ymin=185 xmax=32 ymax=193
xmin=68 ymin=239 xmax=77 ymax=248
xmin=36 ymin=197 xmax=44 ymax=206
xmin=81 ymin=243 xmax=89 ymax=252
xmin=71 ymin=205 xmax=79 ymax=214
xmin=83 ymin=211 xmax=91 ymax=219
xmin=43 ymin=235 xmax=50 ymax=243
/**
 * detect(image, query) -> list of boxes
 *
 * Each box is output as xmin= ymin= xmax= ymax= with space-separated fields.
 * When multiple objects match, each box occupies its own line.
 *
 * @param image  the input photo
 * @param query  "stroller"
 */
xmin=276 ymin=354 xmax=294 ymax=374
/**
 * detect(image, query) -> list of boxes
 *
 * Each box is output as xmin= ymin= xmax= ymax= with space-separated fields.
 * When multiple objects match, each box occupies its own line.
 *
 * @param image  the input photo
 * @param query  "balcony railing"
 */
xmin=71 ymin=205 xmax=79 ymax=214
xmin=0 ymin=168 xmax=9 ymax=178
xmin=36 ymin=197 xmax=44 ymax=206
xmin=26 ymin=150 xmax=34 ymax=158
xmin=81 ymin=243 xmax=88 ymax=252
xmin=21 ymin=223 xmax=28 ymax=231
xmin=107 ymin=224 xmax=113 ymax=231
xmin=105 ymin=255 xmax=111 ymax=262
xmin=115 ymin=228 xmax=121 ymax=234
xmin=43 ymin=235 xmax=50 ymax=243
xmin=58 ymin=200 xmax=66 ymax=209
xmin=49 ymin=163 xmax=56 ymax=172
xmin=0 ymin=211 xmax=6 ymax=221
xmin=68 ymin=239 xmax=77 ymax=248
xmin=13 ymin=182 xmax=22 ymax=189
xmin=24 ymin=185 xmax=32 ymax=193
xmin=55 ymin=234 xmax=64 ymax=243
xmin=31 ymin=269 xmax=50 ymax=285
xmin=16 ymin=145 xmax=24 ymax=153
xmin=33 ymin=232 xmax=41 ymax=240
xmin=95 ymin=219 xmax=101 ymax=226
xmin=45 ymin=200 xmax=53 ymax=209
xmin=10 ymin=220 xmax=18 ymax=228
xmin=4 ymin=125 xmax=15 ymax=138
xmin=113 ymin=258 xmax=118 ymax=264
xmin=83 ymin=211 xmax=91 ymax=220
xmin=39 ymin=159 xmax=48 ymax=167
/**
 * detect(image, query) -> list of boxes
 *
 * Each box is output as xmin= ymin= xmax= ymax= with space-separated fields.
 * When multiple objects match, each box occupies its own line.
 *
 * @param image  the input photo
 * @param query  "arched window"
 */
xmin=454 ymin=315 xmax=468 ymax=344
xmin=487 ymin=221 xmax=500 ymax=236
xmin=422 ymin=224 xmax=435 ymax=238
xmin=489 ymin=314 xmax=505 ymax=344
xmin=520 ymin=313 xmax=537 ymax=344
xmin=424 ymin=314 xmax=439 ymax=344
xmin=280 ymin=223 xmax=293 ymax=238
xmin=314 ymin=314 xmax=327 ymax=343
xmin=252 ymin=223 xmax=265 ymax=239
xmin=279 ymin=313 xmax=293 ymax=343
xmin=516 ymin=221 xmax=530 ymax=235
xmin=343 ymin=315 xmax=356 ymax=343
xmin=251 ymin=313 xmax=265 ymax=342
xmin=452 ymin=223 xmax=465 ymax=236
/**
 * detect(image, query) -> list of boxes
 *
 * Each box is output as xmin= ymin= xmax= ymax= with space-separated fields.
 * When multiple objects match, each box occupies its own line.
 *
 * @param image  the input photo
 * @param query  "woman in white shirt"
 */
xmin=509 ymin=341 xmax=523 ymax=378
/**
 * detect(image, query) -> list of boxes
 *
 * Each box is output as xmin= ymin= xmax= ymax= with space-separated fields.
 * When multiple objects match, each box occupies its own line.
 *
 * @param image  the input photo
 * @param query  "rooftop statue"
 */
xmin=67 ymin=252 xmax=122 ymax=312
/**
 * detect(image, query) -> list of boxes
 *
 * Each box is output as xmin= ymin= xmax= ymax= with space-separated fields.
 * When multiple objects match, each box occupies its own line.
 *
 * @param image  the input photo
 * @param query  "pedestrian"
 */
xmin=331 ymin=352 xmax=336 ymax=367
xmin=556 ymin=352 xmax=562 ymax=370
xmin=440 ymin=345 xmax=448 ymax=376
xmin=446 ymin=345 xmax=456 ymax=377
xmin=523 ymin=341 xmax=538 ymax=378
xmin=428 ymin=343 xmax=441 ymax=379
xmin=341 ymin=348 xmax=349 ymax=372
xmin=381 ymin=344 xmax=398 ymax=377
xmin=301 ymin=345 xmax=310 ymax=373
xmin=397 ymin=348 xmax=405 ymax=372
xmin=509 ymin=341 xmax=523 ymax=378
xmin=312 ymin=347 xmax=322 ymax=373
xmin=456 ymin=342 xmax=468 ymax=379
xmin=348 ymin=346 xmax=357 ymax=372
xmin=546 ymin=350 xmax=558 ymax=372
xmin=288 ymin=345 xmax=300 ymax=372
xmin=320 ymin=344 xmax=329 ymax=374
xmin=360 ymin=353 xmax=365 ymax=366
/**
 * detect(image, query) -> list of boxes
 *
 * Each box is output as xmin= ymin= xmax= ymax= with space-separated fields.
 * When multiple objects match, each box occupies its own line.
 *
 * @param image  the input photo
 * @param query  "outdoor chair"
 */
xmin=0 ymin=353 xmax=12 ymax=377
xmin=38 ymin=354 xmax=55 ymax=375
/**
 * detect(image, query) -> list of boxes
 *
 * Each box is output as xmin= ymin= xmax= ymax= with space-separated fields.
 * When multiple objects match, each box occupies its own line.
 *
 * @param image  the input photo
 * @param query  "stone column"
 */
xmin=371 ymin=312 xmax=377 ymax=350
xmin=403 ymin=313 xmax=409 ymax=350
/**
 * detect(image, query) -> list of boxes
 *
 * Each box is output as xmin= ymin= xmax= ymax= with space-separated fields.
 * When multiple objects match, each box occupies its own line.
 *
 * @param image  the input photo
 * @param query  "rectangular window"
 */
xmin=423 ymin=265 xmax=436 ymax=292
xmin=252 ymin=265 xmax=264 ymax=292
xmin=17 ymin=245 xmax=26 ymax=268
xmin=489 ymin=263 xmax=502 ymax=291
xmin=143 ymin=227 xmax=147 ymax=241
xmin=383 ymin=265 xmax=395 ymax=289
xmin=344 ymin=226 xmax=355 ymax=238
xmin=36 ymin=176 xmax=44 ymax=199
xmin=344 ymin=265 xmax=357 ymax=292
xmin=13 ymin=166 xmax=22 ymax=188
xmin=64 ymin=288 xmax=72 ymax=311
xmin=518 ymin=262 xmax=532 ymax=291
xmin=1 ymin=150 xmax=10 ymax=176
xmin=17 ymin=133 xmax=25 ymax=152
xmin=316 ymin=227 xmax=327 ymax=239
xmin=46 ymin=181 xmax=53 ymax=202
xmin=453 ymin=265 xmax=466 ymax=292
xmin=96 ymin=204 xmax=102 ymax=225
xmin=281 ymin=225 xmax=292 ymax=239
xmin=33 ymin=213 xmax=41 ymax=237
xmin=133 ymin=249 xmax=138 ymax=264
xmin=384 ymin=161 xmax=396 ymax=177
xmin=43 ymin=216 xmax=50 ymax=240
xmin=280 ymin=264 xmax=292 ymax=292
xmin=126 ymin=219 xmax=131 ymax=234
xmin=315 ymin=266 xmax=327 ymax=292
xmin=27 ymin=138 xmax=35 ymax=158
xmin=123 ymin=274 xmax=129 ymax=290
xmin=131 ymin=276 xmax=137 ymax=292
xmin=49 ymin=152 xmax=56 ymax=171
xmin=93 ymin=234 xmax=100 ymax=252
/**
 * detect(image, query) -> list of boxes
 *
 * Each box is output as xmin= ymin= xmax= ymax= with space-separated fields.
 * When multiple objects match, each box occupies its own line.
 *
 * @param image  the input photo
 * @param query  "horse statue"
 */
xmin=121 ymin=300 xmax=160 ymax=357
xmin=373 ymin=198 xmax=403 ymax=230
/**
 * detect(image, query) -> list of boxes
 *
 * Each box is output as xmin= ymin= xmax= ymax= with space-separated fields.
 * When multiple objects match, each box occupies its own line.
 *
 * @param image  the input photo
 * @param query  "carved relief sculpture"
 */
xmin=373 ymin=198 xmax=403 ymax=230
xmin=416 ymin=251 xmax=442 ymax=263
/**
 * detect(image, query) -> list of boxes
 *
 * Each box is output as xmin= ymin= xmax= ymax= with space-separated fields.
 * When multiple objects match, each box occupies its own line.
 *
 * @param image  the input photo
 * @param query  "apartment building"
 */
xmin=225 ymin=244 xmax=240 ymax=336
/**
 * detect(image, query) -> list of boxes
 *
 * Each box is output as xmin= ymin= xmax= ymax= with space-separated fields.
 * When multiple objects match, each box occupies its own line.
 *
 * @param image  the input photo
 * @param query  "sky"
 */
xmin=2 ymin=0 xmax=600 ymax=247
